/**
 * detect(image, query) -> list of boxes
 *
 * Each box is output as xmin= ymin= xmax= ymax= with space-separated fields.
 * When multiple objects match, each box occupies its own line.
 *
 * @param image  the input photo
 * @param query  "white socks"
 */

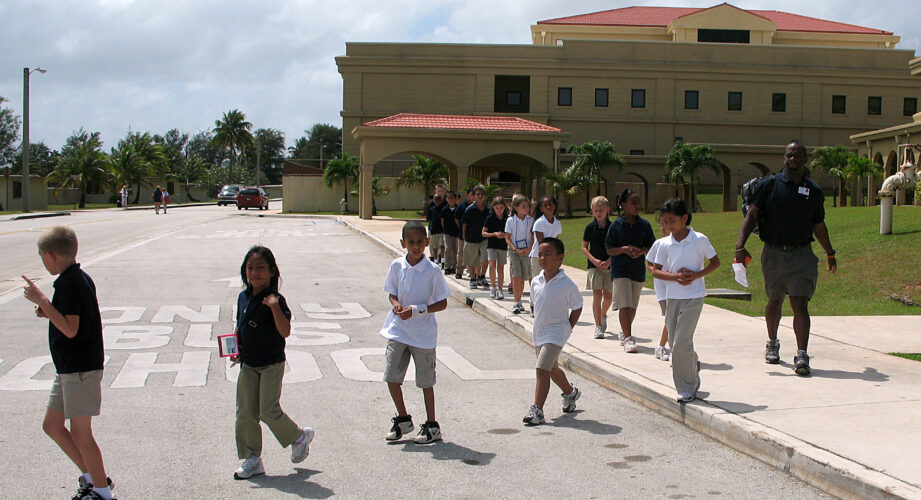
xmin=93 ymin=486 xmax=113 ymax=499
xmin=83 ymin=473 xmax=92 ymax=484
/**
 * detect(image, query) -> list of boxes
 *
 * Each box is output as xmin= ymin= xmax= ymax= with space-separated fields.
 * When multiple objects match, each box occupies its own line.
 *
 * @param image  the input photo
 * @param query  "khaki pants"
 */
xmin=665 ymin=298 xmax=704 ymax=396
xmin=444 ymin=235 xmax=458 ymax=268
xmin=236 ymin=361 xmax=301 ymax=459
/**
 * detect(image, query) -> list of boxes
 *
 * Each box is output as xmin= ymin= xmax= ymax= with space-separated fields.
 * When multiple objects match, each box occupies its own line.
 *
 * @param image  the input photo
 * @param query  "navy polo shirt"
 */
xmin=49 ymin=263 xmax=105 ymax=374
xmin=753 ymin=171 xmax=825 ymax=246
xmin=427 ymin=202 xmax=445 ymax=234
xmin=461 ymin=203 xmax=490 ymax=243
xmin=453 ymin=200 xmax=469 ymax=224
xmin=583 ymin=219 xmax=611 ymax=269
xmin=441 ymin=204 xmax=460 ymax=237
xmin=484 ymin=213 xmax=509 ymax=250
xmin=605 ymin=216 xmax=655 ymax=282
xmin=236 ymin=290 xmax=292 ymax=367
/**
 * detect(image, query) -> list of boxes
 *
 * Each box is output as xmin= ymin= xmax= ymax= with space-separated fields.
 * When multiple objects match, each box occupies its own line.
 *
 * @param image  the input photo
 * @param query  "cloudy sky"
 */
xmin=2 ymin=0 xmax=919 ymax=152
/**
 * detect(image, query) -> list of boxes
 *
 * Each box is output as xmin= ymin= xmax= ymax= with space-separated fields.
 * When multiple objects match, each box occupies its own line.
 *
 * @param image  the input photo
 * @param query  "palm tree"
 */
xmin=107 ymin=144 xmax=148 ymax=202
xmin=664 ymin=142 xmax=721 ymax=212
xmin=545 ymin=165 xmax=585 ymax=217
xmin=212 ymin=109 xmax=254 ymax=184
xmin=398 ymin=154 xmax=449 ymax=214
xmin=172 ymin=156 xmax=208 ymax=202
xmin=810 ymin=145 xmax=852 ymax=207
xmin=572 ymin=141 xmax=624 ymax=209
xmin=351 ymin=175 xmax=392 ymax=216
xmin=323 ymin=153 xmax=359 ymax=213
xmin=49 ymin=129 xmax=109 ymax=208
xmin=116 ymin=131 xmax=167 ymax=203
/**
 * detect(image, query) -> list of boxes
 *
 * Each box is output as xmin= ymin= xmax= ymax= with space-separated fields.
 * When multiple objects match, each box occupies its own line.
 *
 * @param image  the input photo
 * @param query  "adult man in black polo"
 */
xmin=735 ymin=140 xmax=837 ymax=376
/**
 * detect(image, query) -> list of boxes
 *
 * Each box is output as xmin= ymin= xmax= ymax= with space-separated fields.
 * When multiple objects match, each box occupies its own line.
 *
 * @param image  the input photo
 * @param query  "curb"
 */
xmin=340 ymin=217 xmax=920 ymax=500
xmin=5 ymin=211 xmax=71 ymax=221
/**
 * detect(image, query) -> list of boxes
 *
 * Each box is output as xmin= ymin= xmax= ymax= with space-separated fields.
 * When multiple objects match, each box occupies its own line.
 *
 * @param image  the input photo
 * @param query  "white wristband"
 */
xmin=410 ymin=304 xmax=427 ymax=318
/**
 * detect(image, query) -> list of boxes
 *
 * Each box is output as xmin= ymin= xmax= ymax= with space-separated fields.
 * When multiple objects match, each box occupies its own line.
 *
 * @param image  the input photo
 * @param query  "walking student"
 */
xmin=380 ymin=221 xmax=451 ymax=444
xmin=441 ymin=191 xmax=460 ymax=276
xmin=605 ymin=189 xmax=655 ymax=353
xmin=523 ymin=237 xmax=583 ymax=425
xmin=530 ymin=195 xmax=562 ymax=315
xmin=652 ymin=199 xmax=720 ymax=402
xmin=22 ymin=226 xmax=115 ymax=500
xmin=453 ymin=187 xmax=475 ymax=279
xmin=232 ymin=246 xmax=314 ymax=480
xmin=461 ymin=186 xmax=490 ymax=289
xmin=427 ymin=193 xmax=446 ymax=265
xmin=504 ymin=194 xmax=534 ymax=314
xmin=645 ymin=212 xmax=672 ymax=361
xmin=582 ymin=196 xmax=613 ymax=339
xmin=152 ymin=186 xmax=163 ymax=214
xmin=482 ymin=196 xmax=509 ymax=299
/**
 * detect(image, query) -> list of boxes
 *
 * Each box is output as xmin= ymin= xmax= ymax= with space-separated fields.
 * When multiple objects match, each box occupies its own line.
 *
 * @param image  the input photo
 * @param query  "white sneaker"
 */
xmin=593 ymin=325 xmax=605 ymax=339
xmin=489 ymin=287 xmax=497 ymax=299
xmin=562 ymin=387 xmax=581 ymax=413
xmin=291 ymin=427 xmax=314 ymax=463
xmin=234 ymin=456 xmax=265 ymax=480
xmin=522 ymin=404 xmax=544 ymax=425
xmin=386 ymin=415 xmax=414 ymax=440
xmin=655 ymin=345 xmax=670 ymax=361
xmin=623 ymin=336 xmax=638 ymax=353
xmin=496 ymin=289 xmax=504 ymax=300
xmin=618 ymin=331 xmax=626 ymax=345
xmin=600 ymin=315 xmax=607 ymax=332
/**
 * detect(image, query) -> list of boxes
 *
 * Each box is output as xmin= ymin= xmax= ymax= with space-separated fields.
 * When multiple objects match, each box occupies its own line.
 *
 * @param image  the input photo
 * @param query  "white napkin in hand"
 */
xmin=732 ymin=262 xmax=749 ymax=288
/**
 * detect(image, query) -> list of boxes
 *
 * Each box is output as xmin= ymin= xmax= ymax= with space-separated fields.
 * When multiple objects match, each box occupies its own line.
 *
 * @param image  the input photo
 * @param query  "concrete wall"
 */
xmin=283 ymin=176 xmax=430 ymax=213
xmin=0 ymin=177 xmax=47 ymax=211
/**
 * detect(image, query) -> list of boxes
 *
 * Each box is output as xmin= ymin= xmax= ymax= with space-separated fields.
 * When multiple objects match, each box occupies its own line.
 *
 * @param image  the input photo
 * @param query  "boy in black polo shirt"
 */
xmin=461 ymin=186 xmax=491 ymax=289
xmin=427 ymin=193 xmax=446 ymax=265
xmin=22 ymin=226 xmax=115 ymax=500
xmin=441 ymin=191 xmax=461 ymax=275
xmin=453 ymin=187 xmax=475 ymax=279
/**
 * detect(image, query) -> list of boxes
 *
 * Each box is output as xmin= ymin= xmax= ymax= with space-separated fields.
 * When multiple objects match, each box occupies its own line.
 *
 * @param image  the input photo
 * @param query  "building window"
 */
xmin=684 ymin=90 xmax=699 ymax=110
xmin=832 ymin=95 xmax=847 ymax=114
xmin=772 ymin=93 xmax=786 ymax=112
xmin=904 ymin=98 xmax=918 ymax=117
xmin=728 ymin=92 xmax=742 ymax=111
xmin=494 ymin=75 xmax=530 ymax=113
xmin=629 ymin=150 xmax=645 ymax=156
xmin=594 ymin=88 xmax=609 ymax=107
xmin=558 ymin=87 xmax=572 ymax=107
xmin=631 ymin=89 xmax=645 ymax=108
xmin=868 ymin=96 xmax=882 ymax=116
xmin=698 ymin=29 xmax=750 ymax=44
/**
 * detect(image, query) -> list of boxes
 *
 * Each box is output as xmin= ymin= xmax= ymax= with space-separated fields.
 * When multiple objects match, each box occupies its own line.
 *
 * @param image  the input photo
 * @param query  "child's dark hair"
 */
xmin=661 ymin=198 xmax=692 ymax=225
xmin=534 ymin=195 xmax=558 ymax=219
xmin=241 ymin=245 xmax=281 ymax=292
xmin=402 ymin=220 xmax=428 ymax=240
xmin=447 ymin=190 xmax=458 ymax=199
xmin=540 ymin=236 xmax=565 ymax=255
xmin=616 ymin=188 xmax=637 ymax=215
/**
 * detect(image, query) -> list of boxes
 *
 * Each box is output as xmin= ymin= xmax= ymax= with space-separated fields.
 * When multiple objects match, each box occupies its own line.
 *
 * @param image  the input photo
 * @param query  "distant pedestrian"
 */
xmin=652 ymin=199 xmax=720 ymax=402
xmin=461 ymin=186 xmax=490 ymax=290
xmin=380 ymin=221 xmax=451 ymax=444
xmin=152 ymin=186 xmax=163 ymax=214
xmin=441 ymin=191 xmax=461 ymax=276
xmin=427 ymin=193 xmax=445 ymax=265
xmin=231 ymin=246 xmax=314 ymax=480
xmin=453 ymin=187 xmax=475 ymax=279
xmin=523 ymin=237 xmax=583 ymax=425
xmin=119 ymin=185 xmax=128 ymax=209
xmin=161 ymin=188 xmax=169 ymax=213
xmin=605 ymin=189 xmax=655 ymax=353
xmin=735 ymin=140 xmax=837 ymax=376
xmin=504 ymin=194 xmax=534 ymax=314
xmin=582 ymin=196 xmax=613 ymax=339
xmin=645 ymin=212 xmax=672 ymax=362
xmin=482 ymin=196 xmax=509 ymax=299
xmin=530 ymin=195 xmax=562 ymax=316
xmin=22 ymin=226 xmax=115 ymax=500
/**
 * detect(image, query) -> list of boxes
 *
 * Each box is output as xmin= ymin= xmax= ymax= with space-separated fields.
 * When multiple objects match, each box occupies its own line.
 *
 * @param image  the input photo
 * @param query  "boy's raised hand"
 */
xmin=262 ymin=293 xmax=278 ymax=308
xmin=22 ymin=275 xmax=46 ymax=305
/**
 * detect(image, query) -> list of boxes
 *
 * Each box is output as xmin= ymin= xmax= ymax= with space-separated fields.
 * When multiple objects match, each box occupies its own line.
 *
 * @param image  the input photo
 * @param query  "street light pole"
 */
xmin=21 ymin=67 xmax=46 ymax=213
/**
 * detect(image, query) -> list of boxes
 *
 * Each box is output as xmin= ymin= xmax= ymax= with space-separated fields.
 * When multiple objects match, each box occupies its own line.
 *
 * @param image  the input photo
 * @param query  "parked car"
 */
xmin=236 ymin=187 xmax=270 ymax=210
xmin=217 ymin=184 xmax=244 ymax=206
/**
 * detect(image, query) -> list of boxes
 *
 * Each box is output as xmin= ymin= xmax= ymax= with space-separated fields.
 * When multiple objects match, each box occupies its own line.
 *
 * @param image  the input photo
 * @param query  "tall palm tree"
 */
xmin=351 ymin=175 xmax=392 ymax=216
xmin=545 ymin=165 xmax=585 ymax=217
xmin=398 ymin=154 xmax=449 ymax=214
xmin=810 ymin=145 xmax=851 ymax=207
xmin=844 ymin=154 xmax=883 ymax=206
xmin=172 ymin=155 xmax=208 ymax=202
xmin=572 ymin=141 xmax=624 ymax=209
xmin=50 ymin=129 xmax=109 ymax=208
xmin=212 ymin=109 xmax=254 ymax=184
xmin=118 ymin=131 xmax=167 ymax=203
xmin=323 ymin=153 xmax=359 ymax=213
xmin=664 ymin=142 xmax=721 ymax=212
xmin=107 ymin=143 xmax=148 ymax=202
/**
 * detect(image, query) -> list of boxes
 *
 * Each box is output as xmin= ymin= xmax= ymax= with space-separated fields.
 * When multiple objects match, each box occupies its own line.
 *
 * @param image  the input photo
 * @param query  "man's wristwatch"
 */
xmin=826 ymin=249 xmax=836 ymax=257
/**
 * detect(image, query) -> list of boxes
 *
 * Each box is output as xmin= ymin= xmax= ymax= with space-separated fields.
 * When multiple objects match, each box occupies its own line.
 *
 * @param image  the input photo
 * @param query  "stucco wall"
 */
xmin=282 ymin=176 xmax=433 ymax=213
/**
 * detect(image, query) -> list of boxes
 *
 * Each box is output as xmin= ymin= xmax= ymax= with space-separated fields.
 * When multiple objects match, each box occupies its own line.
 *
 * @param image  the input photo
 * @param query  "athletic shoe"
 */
xmin=455 ymin=272 xmax=463 ymax=279
xmin=291 ymin=427 xmax=314 ymax=463
xmin=794 ymin=350 xmax=811 ymax=376
xmin=623 ymin=336 xmax=638 ymax=353
xmin=676 ymin=392 xmax=695 ymax=403
xmin=496 ymin=289 xmax=504 ymax=300
xmin=562 ymin=387 xmax=581 ymax=413
xmin=489 ymin=287 xmax=497 ymax=299
xmin=600 ymin=315 xmax=607 ymax=332
xmin=593 ymin=325 xmax=605 ymax=339
xmin=522 ymin=404 xmax=545 ymax=425
xmin=765 ymin=339 xmax=780 ymax=364
xmin=618 ymin=331 xmax=626 ymax=345
xmin=655 ymin=345 xmax=670 ymax=361
xmin=444 ymin=268 xmax=451 ymax=275
xmin=233 ymin=456 xmax=265 ymax=480
xmin=77 ymin=490 xmax=117 ymax=500
xmin=414 ymin=421 xmax=442 ymax=444
xmin=478 ymin=277 xmax=490 ymax=287
xmin=469 ymin=280 xmax=478 ymax=289
xmin=74 ymin=477 xmax=114 ymax=500
xmin=508 ymin=283 xmax=513 ymax=293
xmin=512 ymin=303 xmax=524 ymax=314
xmin=386 ymin=415 xmax=414 ymax=441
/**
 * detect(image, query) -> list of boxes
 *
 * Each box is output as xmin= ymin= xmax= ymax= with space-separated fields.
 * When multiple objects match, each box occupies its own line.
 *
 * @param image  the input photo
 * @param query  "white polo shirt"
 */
xmin=504 ymin=214 xmax=534 ymax=251
xmin=653 ymin=228 xmax=717 ymax=300
xmin=379 ymin=256 xmax=452 ymax=349
xmin=529 ymin=215 xmax=563 ymax=258
xmin=645 ymin=237 xmax=667 ymax=301
xmin=530 ymin=269 xmax=583 ymax=347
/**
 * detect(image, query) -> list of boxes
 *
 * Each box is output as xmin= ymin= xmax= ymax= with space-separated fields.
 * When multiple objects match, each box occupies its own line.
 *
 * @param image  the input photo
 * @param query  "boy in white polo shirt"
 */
xmin=523 ymin=237 xmax=584 ymax=425
xmin=380 ymin=221 xmax=452 ymax=443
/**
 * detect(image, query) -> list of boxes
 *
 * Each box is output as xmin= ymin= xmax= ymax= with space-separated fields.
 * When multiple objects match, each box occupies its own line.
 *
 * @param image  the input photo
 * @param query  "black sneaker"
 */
xmin=794 ymin=350 xmax=811 ymax=376
xmin=765 ymin=339 xmax=780 ymax=364
xmin=414 ymin=421 xmax=442 ymax=444
xmin=77 ymin=489 xmax=117 ymax=500
xmin=455 ymin=272 xmax=463 ymax=279
xmin=386 ymin=415 xmax=414 ymax=441
xmin=469 ymin=279 xmax=478 ymax=289
xmin=74 ymin=477 xmax=113 ymax=500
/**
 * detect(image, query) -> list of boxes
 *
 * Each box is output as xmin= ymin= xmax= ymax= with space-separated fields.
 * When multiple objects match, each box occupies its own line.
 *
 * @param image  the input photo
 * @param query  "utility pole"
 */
xmin=21 ymin=67 xmax=46 ymax=213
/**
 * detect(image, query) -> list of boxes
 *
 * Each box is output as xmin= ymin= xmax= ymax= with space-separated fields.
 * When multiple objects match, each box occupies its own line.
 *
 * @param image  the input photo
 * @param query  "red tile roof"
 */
xmin=538 ymin=5 xmax=892 ymax=35
xmin=363 ymin=113 xmax=563 ymax=133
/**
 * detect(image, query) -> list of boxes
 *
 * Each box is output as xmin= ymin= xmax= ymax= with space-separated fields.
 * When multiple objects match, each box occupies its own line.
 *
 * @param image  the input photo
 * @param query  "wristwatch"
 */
xmin=826 ymin=249 xmax=836 ymax=257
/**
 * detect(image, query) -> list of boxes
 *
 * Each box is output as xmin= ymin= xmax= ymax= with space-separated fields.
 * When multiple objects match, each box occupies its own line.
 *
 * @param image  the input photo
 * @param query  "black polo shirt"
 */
xmin=605 ymin=216 xmax=655 ymax=282
xmin=427 ymin=202 xmax=445 ymax=234
xmin=484 ymin=213 xmax=509 ymax=250
xmin=236 ymin=290 xmax=292 ymax=367
xmin=753 ymin=171 xmax=825 ymax=246
xmin=461 ymin=203 xmax=490 ymax=243
xmin=441 ymin=204 xmax=460 ymax=237
xmin=583 ymin=219 xmax=611 ymax=269
xmin=453 ymin=200 xmax=469 ymax=225
xmin=49 ymin=263 xmax=105 ymax=374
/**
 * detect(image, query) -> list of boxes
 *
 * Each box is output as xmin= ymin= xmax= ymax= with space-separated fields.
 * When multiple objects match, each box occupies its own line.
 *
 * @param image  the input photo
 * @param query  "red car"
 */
xmin=236 ymin=187 xmax=269 ymax=210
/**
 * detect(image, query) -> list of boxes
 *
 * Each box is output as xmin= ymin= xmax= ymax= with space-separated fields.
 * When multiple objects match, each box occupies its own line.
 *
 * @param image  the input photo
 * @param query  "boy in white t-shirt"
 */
xmin=380 ymin=221 xmax=451 ymax=443
xmin=523 ymin=237 xmax=584 ymax=426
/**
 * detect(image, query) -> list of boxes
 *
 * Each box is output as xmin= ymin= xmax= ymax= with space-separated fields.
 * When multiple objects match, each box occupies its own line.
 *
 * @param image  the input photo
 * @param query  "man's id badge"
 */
xmin=515 ymin=238 xmax=528 ymax=249
xmin=797 ymin=186 xmax=810 ymax=197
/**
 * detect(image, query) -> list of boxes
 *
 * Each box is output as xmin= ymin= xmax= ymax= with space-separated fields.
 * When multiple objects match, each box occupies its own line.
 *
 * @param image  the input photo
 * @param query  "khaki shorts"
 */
xmin=383 ymin=339 xmax=437 ymax=389
xmin=508 ymin=251 xmax=531 ymax=280
xmin=586 ymin=268 xmax=613 ymax=293
xmin=429 ymin=233 xmax=444 ymax=253
xmin=463 ymin=240 xmax=488 ymax=268
xmin=534 ymin=343 xmax=563 ymax=371
xmin=48 ymin=370 xmax=103 ymax=419
xmin=486 ymin=248 xmax=507 ymax=265
xmin=530 ymin=257 xmax=541 ymax=275
xmin=762 ymin=245 xmax=819 ymax=301
xmin=613 ymin=278 xmax=644 ymax=310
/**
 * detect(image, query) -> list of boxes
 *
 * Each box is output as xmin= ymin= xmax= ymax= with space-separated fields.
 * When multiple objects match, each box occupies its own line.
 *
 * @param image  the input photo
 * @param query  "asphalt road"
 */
xmin=0 ymin=205 xmax=825 ymax=499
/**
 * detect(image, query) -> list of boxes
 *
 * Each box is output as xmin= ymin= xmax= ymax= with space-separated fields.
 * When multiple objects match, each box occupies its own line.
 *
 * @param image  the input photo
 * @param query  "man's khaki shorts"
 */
xmin=586 ymin=268 xmax=613 ymax=293
xmin=762 ymin=245 xmax=818 ymax=301
xmin=463 ymin=240 xmax=488 ymax=268
xmin=534 ymin=343 xmax=563 ymax=371
xmin=48 ymin=370 xmax=103 ymax=419
xmin=613 ymin=278 xmax=643 ymax=310
xmin=383 ymin=339 xmax=437 ymax=389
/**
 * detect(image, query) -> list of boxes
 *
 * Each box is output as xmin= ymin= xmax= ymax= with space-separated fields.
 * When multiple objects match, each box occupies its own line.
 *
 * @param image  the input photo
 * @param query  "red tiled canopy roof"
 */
xmin=363 ymin=113 xmax=563 ymax=133
xmin=538 ymin=5 xmax=892 ymax=35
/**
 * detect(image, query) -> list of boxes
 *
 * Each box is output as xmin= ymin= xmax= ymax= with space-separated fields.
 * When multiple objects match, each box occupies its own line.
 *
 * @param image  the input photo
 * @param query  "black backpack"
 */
xmin=740 ymin=174 xmax=775 ymax=234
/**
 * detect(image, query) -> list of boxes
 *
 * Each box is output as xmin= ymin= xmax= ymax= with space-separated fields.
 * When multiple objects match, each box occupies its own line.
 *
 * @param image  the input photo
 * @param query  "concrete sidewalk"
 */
xmin=341 ymin=215 xmax=921 ymax=500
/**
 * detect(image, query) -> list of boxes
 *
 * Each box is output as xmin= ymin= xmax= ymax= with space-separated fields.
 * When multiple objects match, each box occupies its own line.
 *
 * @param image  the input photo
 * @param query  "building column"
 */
xmin=358 ymin=163 xmax=374 ymax=220
xmin=722 ymin=168 xmax=738 ymax=212
xmin=450 ymin=165 xmax=469 ymax=192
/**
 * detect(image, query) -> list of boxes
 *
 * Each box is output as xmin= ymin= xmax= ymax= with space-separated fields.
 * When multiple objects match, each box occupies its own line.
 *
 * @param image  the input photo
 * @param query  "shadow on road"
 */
xmin=399 ymin=440 xmax=497 ymax=466
xmin=767 ymin=364 xmax=889 ymax=382
xmin=550 ymin=411 xmax=623 ymax=435
xmin=247 ymin=468 xmax=334 ymax=499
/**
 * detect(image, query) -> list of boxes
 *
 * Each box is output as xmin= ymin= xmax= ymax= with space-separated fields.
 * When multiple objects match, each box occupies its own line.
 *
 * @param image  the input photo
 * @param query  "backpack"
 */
xmin=740 ymin=174 xmax=775 ymax=235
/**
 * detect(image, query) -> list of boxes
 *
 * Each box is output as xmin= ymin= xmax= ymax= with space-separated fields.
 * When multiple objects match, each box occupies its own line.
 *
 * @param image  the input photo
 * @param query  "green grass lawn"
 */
xmin=891 ymin=353 xmax=921 ymax=362
xmin=557 ymin=203 xmax=921 ymax=317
